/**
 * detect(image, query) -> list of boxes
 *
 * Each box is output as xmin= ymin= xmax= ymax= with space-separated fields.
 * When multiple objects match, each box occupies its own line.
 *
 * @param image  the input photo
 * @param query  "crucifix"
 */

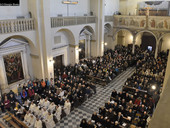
xmin=144 ymin=6 xmax=153 ymax=16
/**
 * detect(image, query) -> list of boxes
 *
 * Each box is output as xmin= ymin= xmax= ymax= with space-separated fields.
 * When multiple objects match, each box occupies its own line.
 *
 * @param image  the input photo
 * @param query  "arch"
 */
xmin=79 ymin=25 xmax=95 ymax=40
xmin=114 ymin=28 xmax=133 ymax=36
xmin=136 ymin=30 xmax=157 ymax=40
xmin=104 ymin=23 xmax=112 ymax=34
xmin=0 ymin=35 xmax=36 ymax=50
xmin=56 ymin=28 xmax=76 ymax=45
xmin=136 ymin=30 xmax=157 ymax=52
xmin=114 ymin=29 xmax=133 ymax=47
xmin=157 ymin=33 xmax=170 ymax=52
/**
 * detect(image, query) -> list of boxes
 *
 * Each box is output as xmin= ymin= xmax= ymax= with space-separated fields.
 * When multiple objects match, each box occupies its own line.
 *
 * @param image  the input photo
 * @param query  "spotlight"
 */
xmin=151 ymin=85 xmax=156 ymax=90
xmin=104 ymin=42 xmax=108 ymax=46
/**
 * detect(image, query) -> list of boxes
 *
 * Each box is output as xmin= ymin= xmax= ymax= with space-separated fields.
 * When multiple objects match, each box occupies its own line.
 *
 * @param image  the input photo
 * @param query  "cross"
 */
xmin=144 ymin=6 xmax=153 ymax=16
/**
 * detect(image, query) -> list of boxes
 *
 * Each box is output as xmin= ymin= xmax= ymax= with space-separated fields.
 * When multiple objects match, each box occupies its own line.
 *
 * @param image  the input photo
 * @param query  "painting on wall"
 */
xmin=3 ymin=52 xmax=24 ymax=84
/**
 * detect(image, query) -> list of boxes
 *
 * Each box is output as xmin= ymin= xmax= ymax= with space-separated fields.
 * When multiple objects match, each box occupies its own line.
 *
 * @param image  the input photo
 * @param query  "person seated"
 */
xmin=123 ymin=109 xmax=134 ymax=123
xmin=17 ymin=84 xmax=22 ymax=95
xmin=87 ymin=120 xmax=95 ymax=128
xmin=34 ymin=116 xmax=42 ymax=128
xmin=80 ymin=119 xmax=88 ymax=128
xmin=0 ymin=96 xmax=4 ymax=113
xmin=23 ymin=100 xmax=30 ymax=111
xmin=33 ymin=93 xmax=40 ymax=104
xmin=21 ymin=89 xmax=28 ymax=102
xmin=28 ymin=87 xmax=35 ymax=100
xmin=115 ymin=112 xmax=123 ymax=125
xmin=4 ymin=95 xmax=11 ymax=111
xmin=9 ymin=93 xmax=17 ymax=109
xmin=91 ymin=112 xmax=99 ymax=123
xmin=126 ymin=100 xmax=134 ymax=109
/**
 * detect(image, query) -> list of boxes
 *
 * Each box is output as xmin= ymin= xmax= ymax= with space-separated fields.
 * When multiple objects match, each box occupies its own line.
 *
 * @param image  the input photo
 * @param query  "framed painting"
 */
xmin=3 ymin=52 xmax=24 ymax=84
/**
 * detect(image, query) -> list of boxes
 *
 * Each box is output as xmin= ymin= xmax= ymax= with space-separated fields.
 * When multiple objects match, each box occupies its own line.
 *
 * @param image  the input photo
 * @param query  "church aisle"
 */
xmin=56 ymin=67 xmax=135 ymax=128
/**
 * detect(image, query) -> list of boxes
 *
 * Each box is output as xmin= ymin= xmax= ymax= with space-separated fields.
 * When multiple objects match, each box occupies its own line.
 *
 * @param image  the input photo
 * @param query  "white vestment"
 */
xmin=34 ymin=120 xmax=42 ymax=128
xmin=64 ymin=101 xmax=71 ymax=115
xmin=55 ymin=106 xmax=62 ymax=121
xmin=45 ymin=114 xmax=55 ymax=128
xmin=43 ymin=100 xmax=50 ymax=109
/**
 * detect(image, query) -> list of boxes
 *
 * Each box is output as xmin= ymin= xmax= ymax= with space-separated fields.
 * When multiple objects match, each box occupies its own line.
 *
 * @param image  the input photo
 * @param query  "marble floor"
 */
xmin=56 ymin=67 xmax=136 ymax=128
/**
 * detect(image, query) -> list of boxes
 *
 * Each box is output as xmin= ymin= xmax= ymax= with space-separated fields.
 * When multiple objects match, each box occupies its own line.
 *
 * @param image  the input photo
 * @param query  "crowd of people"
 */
xmin=80 ymin=47 xmax=168 ymax=128
xmin=0 ymin=45 xmax=136 ymax=128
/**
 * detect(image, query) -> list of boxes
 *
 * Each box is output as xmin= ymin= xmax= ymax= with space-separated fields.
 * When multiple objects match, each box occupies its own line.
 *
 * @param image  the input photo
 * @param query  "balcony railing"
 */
xmin=0 ymin=18 xmax=35 ymax=34
xmin=113 ymin=15 xmax=170 ymax=31
xmin=51 ymin=16 xmax=96 ymax=28
xmin=105 ymin=15 xmax=113 ymax=22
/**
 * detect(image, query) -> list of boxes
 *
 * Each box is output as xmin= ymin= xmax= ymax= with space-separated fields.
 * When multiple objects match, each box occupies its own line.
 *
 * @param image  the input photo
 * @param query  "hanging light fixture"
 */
xmin=62 ymin=1 xmax=78 ymax=4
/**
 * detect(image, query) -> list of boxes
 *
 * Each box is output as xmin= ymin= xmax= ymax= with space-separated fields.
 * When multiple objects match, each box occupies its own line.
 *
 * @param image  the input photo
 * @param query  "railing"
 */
xmin=51 ymin=16 xmax=96 ymax=28
xmin=113 ymin=15 xmax=170 ymax=31
xmin=0 ymin=18 xmax=35 ymax=34
xmin=105 ymin=15 xmax=113 ymax=22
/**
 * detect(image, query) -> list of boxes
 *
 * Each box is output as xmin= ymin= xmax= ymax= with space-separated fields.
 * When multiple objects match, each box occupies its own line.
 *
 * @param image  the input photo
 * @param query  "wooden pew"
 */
xmin=0 ymin=122 xmax=6 ymax=128
xmin=7 ymin=112 xmax=28 ymax=128
xmin=86 ymin=75 xmax=107 ymax=86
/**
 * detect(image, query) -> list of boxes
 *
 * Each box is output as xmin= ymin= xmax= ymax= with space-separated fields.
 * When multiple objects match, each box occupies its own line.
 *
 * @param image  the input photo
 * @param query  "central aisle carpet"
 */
xmin=56 ymin=67 xmax=136 ymax=128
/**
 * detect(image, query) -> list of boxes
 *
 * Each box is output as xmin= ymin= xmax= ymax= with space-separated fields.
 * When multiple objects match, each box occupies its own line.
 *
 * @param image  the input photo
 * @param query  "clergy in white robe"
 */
xmin=43 ymin=98 xmax=50 ymax=109
xmin=34 ymin=117 xmax=42 ymax=128
xmin=54 ymin=105 xmax=62 ymax=121
xmin=48 ymin=102 xmax=56 ymax=113
xmin=23 ymin=111 xmax=31 ymax=125
xmin=45 ymin=112 xmax=55 ymax=128
xmin=29 ymin=102 xmax=36 ymax=113
xmin=34 ymin=105 xmax=40 ymax=117
xmin=41 ymin=108 xmax=48 ymax=119
xmin=38 ymin=98 xmax=44 ymax=107
xmin=28 ymin=114 xmax=36 ymax=128
xmin=64 ymin=99 xmax=71 ymax=115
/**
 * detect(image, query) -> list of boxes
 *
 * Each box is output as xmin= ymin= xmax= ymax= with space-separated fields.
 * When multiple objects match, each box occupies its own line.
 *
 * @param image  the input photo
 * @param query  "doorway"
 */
xmin=141 ymin=32 xmax=156 ymax=52
xmin=79 ymin=40 xmax=85 ymax=60
xmin=53 ymin=55 xmax=63 ymax=75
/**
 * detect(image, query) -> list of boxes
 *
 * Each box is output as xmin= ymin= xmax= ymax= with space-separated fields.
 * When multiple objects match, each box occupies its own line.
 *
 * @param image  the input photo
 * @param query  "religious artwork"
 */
xmin=140 ymin=20 xmax=145 ymax=27
xmin=150 ymin=19 xmax=155 ymax=28
xmin=3 ymin=52 xmax=24 ymax=84
xmin=164 ymin=20 xmax=168 ymax=29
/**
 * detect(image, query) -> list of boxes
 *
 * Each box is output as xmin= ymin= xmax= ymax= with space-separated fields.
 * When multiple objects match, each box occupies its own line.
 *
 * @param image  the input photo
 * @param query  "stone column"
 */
xmin=132 ymin=36 xmax=136 ymax=54
xmin=149 ymin=52 xmax=170 ymax=128
xmin=21 ymin=50 xmax=30 ymax=80
xmin=155 ymin=39 xmax=159 ymax=58
xmin=85 ymin=38 xmax=88 ymax=58
xmin=90 ymin=0 xmax=105 ymax=56
xmin=0 ymin=56 xmax=8 ymax=92
xmin=87 ymin=35 xmax=91 ymax=58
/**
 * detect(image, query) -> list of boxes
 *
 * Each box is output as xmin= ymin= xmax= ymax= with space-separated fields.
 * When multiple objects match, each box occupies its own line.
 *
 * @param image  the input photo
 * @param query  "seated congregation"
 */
xmin=80 ymin=49 xmax=168 ymax=128
xmin=0 ymin=45 xmax=138 ymax=128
